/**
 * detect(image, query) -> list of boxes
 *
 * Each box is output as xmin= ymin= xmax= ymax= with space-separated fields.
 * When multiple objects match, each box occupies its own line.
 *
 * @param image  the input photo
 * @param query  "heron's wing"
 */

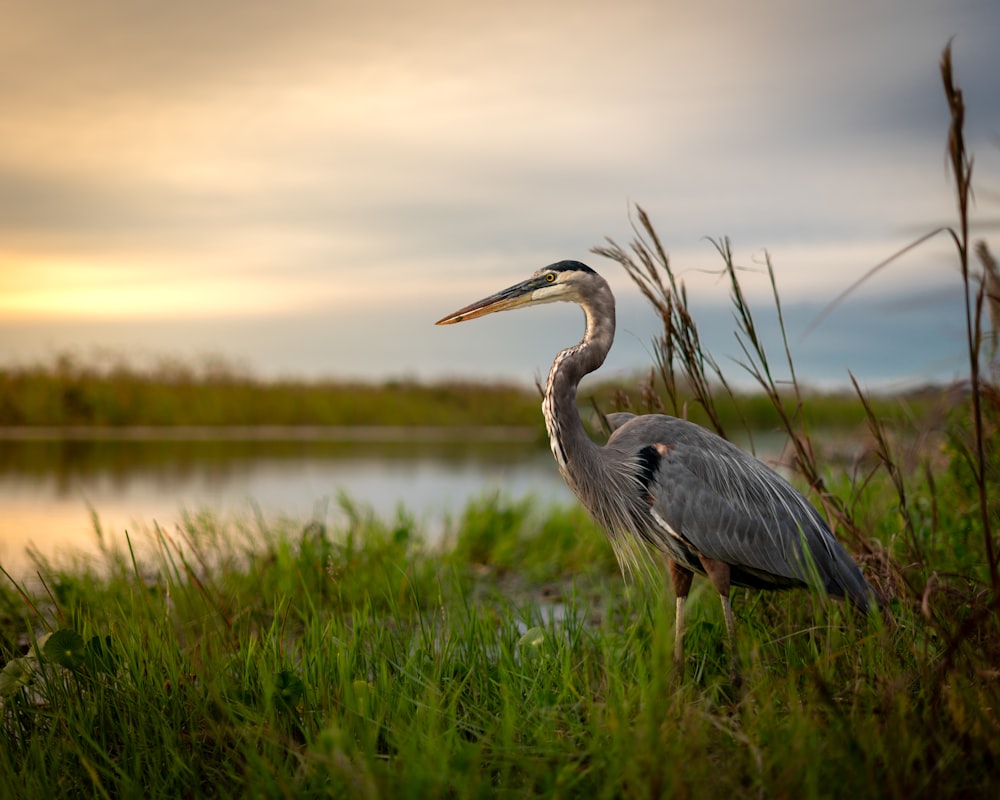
xmin=649 ymin=444 xmax=818 ymax=583
xmin=605 ymin=412 xmax=637 ymax=432
xmin=609 ymin=415 xmax=872 ymax=606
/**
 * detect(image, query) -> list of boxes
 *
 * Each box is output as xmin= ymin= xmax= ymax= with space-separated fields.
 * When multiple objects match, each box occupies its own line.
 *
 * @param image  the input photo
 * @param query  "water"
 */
xmin=0 ymin=430 xmax=574 ymax=581
xmin=0 ymin=425 xmax=809 ymax=583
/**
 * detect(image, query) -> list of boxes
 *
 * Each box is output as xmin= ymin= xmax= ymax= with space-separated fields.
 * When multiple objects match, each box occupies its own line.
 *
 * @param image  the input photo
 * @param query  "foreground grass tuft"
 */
xmin=1 ymin=483 xmax=998 ymax=798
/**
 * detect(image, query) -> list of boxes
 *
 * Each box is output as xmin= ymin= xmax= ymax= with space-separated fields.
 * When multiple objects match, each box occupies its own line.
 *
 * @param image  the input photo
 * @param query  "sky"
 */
xmin=1 ymin=0 xmax=998 ymax=390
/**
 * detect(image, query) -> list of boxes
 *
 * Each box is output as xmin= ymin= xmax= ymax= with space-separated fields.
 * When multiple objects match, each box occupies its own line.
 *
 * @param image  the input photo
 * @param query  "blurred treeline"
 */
xmin=0 ymin=354 xmax=538 ymax=428
xmin=0 ymin=352 xmax=944 ymax=433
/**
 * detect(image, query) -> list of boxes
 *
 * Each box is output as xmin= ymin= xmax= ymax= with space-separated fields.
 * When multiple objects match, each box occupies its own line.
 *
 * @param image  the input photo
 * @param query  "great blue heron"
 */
xmin=436 ymin=260 xmax=874 ymax=677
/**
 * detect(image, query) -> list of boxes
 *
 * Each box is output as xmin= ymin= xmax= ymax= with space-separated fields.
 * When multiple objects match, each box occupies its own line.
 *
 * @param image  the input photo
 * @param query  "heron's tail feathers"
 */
xmin=827 ymin=558 xmax=879 ymax=614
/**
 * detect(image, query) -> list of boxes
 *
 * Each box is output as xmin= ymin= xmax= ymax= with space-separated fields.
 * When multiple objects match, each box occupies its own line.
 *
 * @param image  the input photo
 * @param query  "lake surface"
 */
xmin=0 ymin=428 xmax=574 ymax=581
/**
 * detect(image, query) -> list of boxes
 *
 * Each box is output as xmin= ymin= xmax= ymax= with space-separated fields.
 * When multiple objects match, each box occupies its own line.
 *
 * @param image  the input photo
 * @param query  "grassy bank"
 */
xmin=0 ymin=353 xmax=942 ymax=439
xmin=0 ymin=358 xmax=542 ymax=429
xmin=0 ymin=480 xmax=996 ymax=798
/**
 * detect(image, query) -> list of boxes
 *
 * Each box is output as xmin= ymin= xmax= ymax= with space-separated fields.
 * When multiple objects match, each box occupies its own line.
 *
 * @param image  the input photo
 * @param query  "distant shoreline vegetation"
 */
xmin=0 ymin=352 xmax=952 ymax=433
xmin=0 ymin=353 xmax=539 ymax=430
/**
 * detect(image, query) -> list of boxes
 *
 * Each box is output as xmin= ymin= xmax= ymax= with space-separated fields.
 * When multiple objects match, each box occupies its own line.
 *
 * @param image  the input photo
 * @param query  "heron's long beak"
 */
xmin=435 ymin=277 xmax=542 ymax=325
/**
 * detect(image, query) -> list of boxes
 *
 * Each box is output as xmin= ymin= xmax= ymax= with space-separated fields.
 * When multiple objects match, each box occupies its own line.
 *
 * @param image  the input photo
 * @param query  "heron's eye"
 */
xmin=545 ymin=273 xmax=556 ymax=283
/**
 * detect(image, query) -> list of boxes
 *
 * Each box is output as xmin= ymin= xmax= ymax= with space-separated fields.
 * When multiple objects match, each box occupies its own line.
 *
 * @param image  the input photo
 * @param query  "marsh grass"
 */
xmin=2 ymin=44 xmax=1000 ymax=798
xmin=0 ymin=353 xmax=911 ymax=438
xmin=0 ymin=355 xmax=542 ymax=429
xmin=0 ymin=486 xmax=995 ymax=798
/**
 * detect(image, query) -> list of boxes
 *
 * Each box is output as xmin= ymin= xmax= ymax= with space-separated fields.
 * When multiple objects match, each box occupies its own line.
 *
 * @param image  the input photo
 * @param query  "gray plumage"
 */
xmin=603 ymin=414 xmax=872 ymax=606
xmin=599 ymin=407 xmax=870 ymax=604
xmin=437 ymin=260 xmax=874 ymax=676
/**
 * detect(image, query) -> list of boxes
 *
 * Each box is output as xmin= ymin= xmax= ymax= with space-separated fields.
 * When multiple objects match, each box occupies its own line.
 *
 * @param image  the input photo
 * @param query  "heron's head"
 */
xmin=435 ymin=261 xmax=600 ymax=325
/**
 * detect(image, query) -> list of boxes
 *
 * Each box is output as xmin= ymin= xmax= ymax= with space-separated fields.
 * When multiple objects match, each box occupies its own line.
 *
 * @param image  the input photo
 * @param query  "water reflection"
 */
xmin=0 ymin=433 xmax=574 ymax=580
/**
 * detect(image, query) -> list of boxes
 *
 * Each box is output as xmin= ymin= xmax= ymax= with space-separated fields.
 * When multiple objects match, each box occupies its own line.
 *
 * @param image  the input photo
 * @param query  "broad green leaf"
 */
xmin=518 ymin=626 xmax=546 ymax=649
xmin=274 ymin=669 xmax=305 ymax=711
xmin=0 ymin=657 xmax=36 ymax=697
xmin=42 ymin=629 xmax=86 ymax=670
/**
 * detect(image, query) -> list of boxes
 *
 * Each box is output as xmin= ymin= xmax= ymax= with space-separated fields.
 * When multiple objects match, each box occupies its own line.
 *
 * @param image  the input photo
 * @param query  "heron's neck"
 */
xmin=542 ymin=294 xmax=615 ymax=483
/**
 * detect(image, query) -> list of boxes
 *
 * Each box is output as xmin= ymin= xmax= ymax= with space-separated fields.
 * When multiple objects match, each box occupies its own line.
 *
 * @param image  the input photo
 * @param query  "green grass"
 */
xmin=0 ymin=356 xmax=542 ymax=429
xmin=0 ymin=484 xmax=997 ymax=799
xmin=0 ymin=351 xmax=944 ymax=436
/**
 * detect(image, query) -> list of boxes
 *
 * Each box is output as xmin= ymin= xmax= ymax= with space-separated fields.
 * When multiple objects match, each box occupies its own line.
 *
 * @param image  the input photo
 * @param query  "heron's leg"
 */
xmin=668 ymin=560 xmax=694 ymax=670
xmin=719 ymin=596 xmax=740 ymax=681
xmin=697 ymin=556 xmax=741 ymax=685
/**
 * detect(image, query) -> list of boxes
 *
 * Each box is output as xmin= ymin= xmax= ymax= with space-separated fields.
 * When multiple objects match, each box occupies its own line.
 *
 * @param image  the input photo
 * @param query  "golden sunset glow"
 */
xmin=1 ymin=256 xmax=287 ymax=318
